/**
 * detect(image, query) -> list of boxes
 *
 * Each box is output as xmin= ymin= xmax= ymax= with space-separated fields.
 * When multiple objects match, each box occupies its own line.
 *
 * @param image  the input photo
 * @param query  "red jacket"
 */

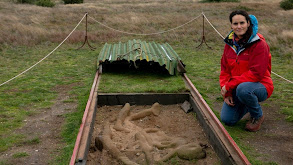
xmin=220 ymin=33 xmax=274 ymax=98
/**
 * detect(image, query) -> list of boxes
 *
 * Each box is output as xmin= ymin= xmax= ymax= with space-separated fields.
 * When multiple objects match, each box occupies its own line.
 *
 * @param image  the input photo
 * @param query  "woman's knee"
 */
xmin=236 ymin=82 xmax=253 ymax=102
xmin=221 ymin=103 xmax=239 ymax=126
xmin=220 ymin=115 xmax=237 ymax=126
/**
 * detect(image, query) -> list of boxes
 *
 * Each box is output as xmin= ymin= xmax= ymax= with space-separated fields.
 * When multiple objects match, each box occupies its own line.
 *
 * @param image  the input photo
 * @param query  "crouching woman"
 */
xmin=219 ymin=10 xmax=274 ymax=132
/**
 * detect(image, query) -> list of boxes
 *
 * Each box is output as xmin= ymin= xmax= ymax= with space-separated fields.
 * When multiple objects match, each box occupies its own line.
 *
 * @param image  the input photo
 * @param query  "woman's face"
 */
xmin=231 ymin=14 xmax=250 ymax=39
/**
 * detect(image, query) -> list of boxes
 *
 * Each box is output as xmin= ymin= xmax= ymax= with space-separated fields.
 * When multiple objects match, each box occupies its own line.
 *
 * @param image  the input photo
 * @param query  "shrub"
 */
xmin=17 ymin=0 xmax=36 ymax=4
xmin=63 ymin=0 xmax=83 ymax=4
xmin=16 ymin=0 xmax=55 ymax=7
xmin=36 ymin=0 xmax=55 ymax=7
xmin=201 ymin=0 xmax=239 ymax=2
xmin=280 ymin=0 xmax=293 ymax=10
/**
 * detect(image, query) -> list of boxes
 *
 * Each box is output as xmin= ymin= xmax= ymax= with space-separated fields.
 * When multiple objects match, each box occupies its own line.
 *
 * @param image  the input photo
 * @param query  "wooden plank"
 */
xmin=97 ymin=93 xmax=190 ymax=105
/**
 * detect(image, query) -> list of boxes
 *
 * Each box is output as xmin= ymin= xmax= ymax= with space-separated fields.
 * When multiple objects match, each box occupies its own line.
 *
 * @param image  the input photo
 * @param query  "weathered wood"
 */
xmin=97 ymin=93 xmax=190 ymax=105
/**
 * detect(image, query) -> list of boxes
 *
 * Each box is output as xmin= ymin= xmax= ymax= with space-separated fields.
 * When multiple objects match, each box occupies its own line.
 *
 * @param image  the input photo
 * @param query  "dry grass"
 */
xmin=0 ymin=0 xmax=291 ymax=47
xmin=243 ymin=0 xmax=281 ymax=2
xmin=282 ymin=30 xmax=293 ymax=39
xmin=0 ymin=0 xmax=291 ymax=57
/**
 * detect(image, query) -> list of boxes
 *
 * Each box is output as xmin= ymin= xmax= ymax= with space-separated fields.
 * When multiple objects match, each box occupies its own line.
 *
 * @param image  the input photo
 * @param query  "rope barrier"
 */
xmin=202 ymin=12 xmax=225 ymax=39
xmin=0 ymin=13 xmax=87 ymax=87
xmin=202 ymin=13 xmax=293 ymax=84
xmin=116 ymin=43 xmax=143 ymax=68
xmin=88 ymin=14 xmax=201 ymax=36
xmin=116 ymin=43 xmax=142 ymax=60
xmin=0 ymin=12 xmax=291 ymax=85
xmin=272 ymin=71 xmax=293 ymax=84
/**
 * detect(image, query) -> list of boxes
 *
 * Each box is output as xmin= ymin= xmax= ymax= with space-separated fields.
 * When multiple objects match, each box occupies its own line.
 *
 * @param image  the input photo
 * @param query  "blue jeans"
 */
xmin=220 ymin=82 xmax=268 ymax=126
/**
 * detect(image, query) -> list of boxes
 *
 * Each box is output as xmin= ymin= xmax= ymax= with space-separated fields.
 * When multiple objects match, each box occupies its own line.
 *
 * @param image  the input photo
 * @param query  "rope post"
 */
xmin=196 ymin=14 xmax=212 ymax=50
xmin=77 ymin=13 xmax=96 ymax=51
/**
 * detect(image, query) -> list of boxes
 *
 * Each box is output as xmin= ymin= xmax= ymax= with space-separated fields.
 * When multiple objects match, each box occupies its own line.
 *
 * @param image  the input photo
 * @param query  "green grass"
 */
xmin=0 ymin=134 xmax=25 ymax=152
xmin=99 ymin=71 xmax=186 ymax=93
xmin=12 ymin=152 xmax=29 ymax=158
xmin=55 ymin=80 xmax=94 ymax=164
xmin=268 ymin=47 xmax=293 ymax=122
xmin=0 ymin=43 xmax=98 ymax=157
xmin=169 ymin=157 xmax=179 ymax=165
xmin=20 ymin=137 xmax=40 ymax=145
xmin=0 ymin=161 xmax=9 ymax=165
xmin=0 ymin=38 xmax=292 ymax=164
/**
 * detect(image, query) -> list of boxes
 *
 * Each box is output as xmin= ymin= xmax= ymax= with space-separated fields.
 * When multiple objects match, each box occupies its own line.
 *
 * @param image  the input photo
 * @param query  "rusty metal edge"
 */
xmin=70 ymin=71 xmax=100 ymax=165
xmin=182 ymin=73 xmax=251 ymax=165
xmin=75 ymin=75 xmax=100 ymax=164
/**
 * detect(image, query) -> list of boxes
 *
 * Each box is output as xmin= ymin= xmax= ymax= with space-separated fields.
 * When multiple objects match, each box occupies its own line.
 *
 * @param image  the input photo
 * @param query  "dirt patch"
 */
xmin=0 ymin=84 xmax=77 ymax=165
xmin=212 ymin=99 xmax=293 ymax=165
xmin=244 ymin=101 xmax=293 ymax=165
xmin=87 ymin=103 xmax=220 ymax=165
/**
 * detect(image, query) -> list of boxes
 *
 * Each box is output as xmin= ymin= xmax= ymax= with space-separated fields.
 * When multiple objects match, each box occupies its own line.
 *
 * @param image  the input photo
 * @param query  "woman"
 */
xmin=220 ymin=10 xmax=274 ymax=132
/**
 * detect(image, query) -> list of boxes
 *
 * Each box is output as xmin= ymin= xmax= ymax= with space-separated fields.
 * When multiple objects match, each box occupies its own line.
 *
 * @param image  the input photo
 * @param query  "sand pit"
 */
xmin=87 ymin=103 xmax=220 ymax=164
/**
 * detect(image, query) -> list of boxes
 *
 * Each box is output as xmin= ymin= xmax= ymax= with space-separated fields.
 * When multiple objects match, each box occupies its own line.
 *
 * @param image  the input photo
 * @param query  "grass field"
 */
xmin=0 ymin=0 xmax=292 ymax=164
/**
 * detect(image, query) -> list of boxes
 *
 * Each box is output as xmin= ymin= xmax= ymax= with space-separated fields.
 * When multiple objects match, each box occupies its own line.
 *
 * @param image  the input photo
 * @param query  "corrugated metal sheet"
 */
xmin=97 ymin=39 xmax=182 ymax=75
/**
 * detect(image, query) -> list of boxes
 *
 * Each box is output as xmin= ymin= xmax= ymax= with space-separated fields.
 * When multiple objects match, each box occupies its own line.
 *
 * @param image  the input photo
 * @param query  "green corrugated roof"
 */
xmin=97 ymin=39 xmax=182 ymax=75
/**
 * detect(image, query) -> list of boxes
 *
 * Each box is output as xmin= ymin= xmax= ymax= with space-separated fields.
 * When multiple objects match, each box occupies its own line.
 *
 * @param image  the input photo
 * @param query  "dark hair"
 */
xmin=229 ymin=10 xmax=253 ymax=41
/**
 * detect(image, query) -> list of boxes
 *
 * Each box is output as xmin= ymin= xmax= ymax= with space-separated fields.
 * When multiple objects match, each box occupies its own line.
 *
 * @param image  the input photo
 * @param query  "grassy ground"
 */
xmin=0 ymin=44 xmax=97 ymax=151
xmin=0 ymin=0 xmax=292 ymax=164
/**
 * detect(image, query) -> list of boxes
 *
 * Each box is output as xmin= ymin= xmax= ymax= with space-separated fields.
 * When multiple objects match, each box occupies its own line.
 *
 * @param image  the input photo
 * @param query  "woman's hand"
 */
xmin=224 ymin=96 xmax=235 ymax=106
xmin=221 ymin=85 xmax=234 ymax=106
xmin=221 ymin=85 xmax=227 ymax=97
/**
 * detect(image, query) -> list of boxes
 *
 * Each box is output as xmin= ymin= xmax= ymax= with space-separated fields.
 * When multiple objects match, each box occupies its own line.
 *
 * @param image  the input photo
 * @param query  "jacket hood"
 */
xmin=248 ymin=14 xmax=258 ymax=43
